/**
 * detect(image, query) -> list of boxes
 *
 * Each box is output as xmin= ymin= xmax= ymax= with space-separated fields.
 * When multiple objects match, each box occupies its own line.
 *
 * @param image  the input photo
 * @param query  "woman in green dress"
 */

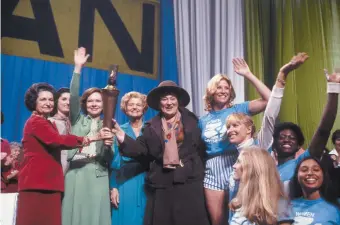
xmin=62 ymin=47 xmax=113 ymax=225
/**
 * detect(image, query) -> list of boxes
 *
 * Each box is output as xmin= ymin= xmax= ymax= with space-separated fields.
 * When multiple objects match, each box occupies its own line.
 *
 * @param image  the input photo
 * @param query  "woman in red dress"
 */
xmin=16 ymin=83 xmax=112 ymax=225
xmin=1 ymin=142 xmax=22 ymax=193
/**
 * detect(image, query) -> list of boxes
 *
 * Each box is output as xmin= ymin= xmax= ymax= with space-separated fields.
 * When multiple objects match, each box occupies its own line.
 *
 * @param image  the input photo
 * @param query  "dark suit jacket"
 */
xmin=119 ymin=107 xmax=206 ymax=188
xmin=19 ymin=115 xmax=84 ymax=192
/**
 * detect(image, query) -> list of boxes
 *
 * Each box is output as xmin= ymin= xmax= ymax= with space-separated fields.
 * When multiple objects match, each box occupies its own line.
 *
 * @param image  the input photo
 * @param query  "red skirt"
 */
xmin=16 ymin=190 xmax=62 ymax=225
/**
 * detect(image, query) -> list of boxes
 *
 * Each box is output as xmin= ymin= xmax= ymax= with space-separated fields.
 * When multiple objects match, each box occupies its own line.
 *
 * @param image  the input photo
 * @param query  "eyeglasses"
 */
xmin=279 ymin=135 xmax=297 ymax=141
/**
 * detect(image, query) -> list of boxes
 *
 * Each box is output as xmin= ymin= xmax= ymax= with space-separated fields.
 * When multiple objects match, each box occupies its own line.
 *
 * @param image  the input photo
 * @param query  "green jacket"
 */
xmin=67 ymin=72 xmax=112 ymax=177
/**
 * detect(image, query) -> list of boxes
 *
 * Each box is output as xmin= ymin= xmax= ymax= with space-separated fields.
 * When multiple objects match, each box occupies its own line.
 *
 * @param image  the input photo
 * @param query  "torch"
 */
xmin=99 ymin=65 xmax=120 ymax=165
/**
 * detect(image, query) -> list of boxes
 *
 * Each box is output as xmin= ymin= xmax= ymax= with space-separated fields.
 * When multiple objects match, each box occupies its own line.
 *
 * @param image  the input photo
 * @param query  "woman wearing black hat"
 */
xmin=112 ymin=81 xmax=210 ymax=225
xmin=49 ymin=87 xmax=71 ymax=174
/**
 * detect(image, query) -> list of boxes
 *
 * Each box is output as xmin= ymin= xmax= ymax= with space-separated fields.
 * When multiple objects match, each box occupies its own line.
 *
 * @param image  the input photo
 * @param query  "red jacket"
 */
xmin=1 ymin=138 xmax=11 ymax=191
xmin=19 ymin=115 xmax=84 ymax=192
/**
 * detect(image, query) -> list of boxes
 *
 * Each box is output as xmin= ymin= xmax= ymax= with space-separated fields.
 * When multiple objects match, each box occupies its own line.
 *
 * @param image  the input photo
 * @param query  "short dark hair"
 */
xmin=52 ymin=87 xmax=70 ymax=116
xmin=80 ymin=88 xmax=102 ymax=114
xmin=24 ymin=83 xmax=55 ymax=112
xmin=273 ymin=122 xmax=305 ymax=146
xmin=331 ymin=129 xmax=340 ymax=145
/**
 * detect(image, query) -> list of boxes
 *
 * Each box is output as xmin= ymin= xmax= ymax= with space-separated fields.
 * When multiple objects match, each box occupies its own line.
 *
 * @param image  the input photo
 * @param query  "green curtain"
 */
xmin=244 ymin=0 xmax=340 ymax=149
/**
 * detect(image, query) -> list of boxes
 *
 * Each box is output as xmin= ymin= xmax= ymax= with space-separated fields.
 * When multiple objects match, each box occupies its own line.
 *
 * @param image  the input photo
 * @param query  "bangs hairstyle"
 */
xmin=120 ymin=91 xmax=148 ymax=114
xmin=80 ymin=88 xmax=102 ymax=114
xmin=226 ymin=113 xmax=256 ymax=137
xmin=230 ymin=146 xmax=286 ymax=224
xmin=24 ymin=83 xmax=56 ymax=112
xmin=203 ymin=74 xmax=236 ymax=112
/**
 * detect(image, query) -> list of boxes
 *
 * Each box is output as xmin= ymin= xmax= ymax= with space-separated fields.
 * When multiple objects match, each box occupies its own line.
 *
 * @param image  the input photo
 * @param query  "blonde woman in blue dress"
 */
xmin=110 ymin=91 xmax=148 ymax=225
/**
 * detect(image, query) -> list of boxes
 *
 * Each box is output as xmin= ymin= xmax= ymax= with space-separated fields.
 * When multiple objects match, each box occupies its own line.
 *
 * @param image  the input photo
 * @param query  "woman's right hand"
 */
xmin=110 ymin=188 xmax=119 ymax=209
xmin=74 ymin=47 xmax=90 ymax=73
xmin=111 ymin=119 xmax=126 ymax=143
xmin=324 ymin=68 xmax=340 ymax=83
xmin=279 ymin=52 xmax=309 ymax=75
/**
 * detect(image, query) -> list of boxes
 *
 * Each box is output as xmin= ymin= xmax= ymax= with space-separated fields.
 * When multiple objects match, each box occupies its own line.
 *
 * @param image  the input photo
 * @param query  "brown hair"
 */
xmin=80 ymin=88 xmax=103 ymax=114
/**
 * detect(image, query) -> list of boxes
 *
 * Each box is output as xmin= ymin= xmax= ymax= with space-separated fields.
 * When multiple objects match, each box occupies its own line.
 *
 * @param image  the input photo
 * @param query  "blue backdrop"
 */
xmin=1 ymin=0 xmax=178 ymax=142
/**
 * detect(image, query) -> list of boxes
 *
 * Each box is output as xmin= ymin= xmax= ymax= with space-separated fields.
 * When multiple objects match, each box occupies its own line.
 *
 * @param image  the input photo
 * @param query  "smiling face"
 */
xmin=226 ymin=117 xmax=252 ymax=145
xmin=86 ymin=92 xmax=103 ymax=118
xmin=298 ymin=159 xmax=323 ymax=194
xmin=10 ymin=146 xmax=20 ymax=160
xmin=126 ymin=97 xmax=144 ymax=120
xmin=36 ymin=91 xmax=54 ymax=116
xmin=57 ymin=92 xmax=70 ymax=116
xmin=159 ymin=94 xmax=179 ymax=119
xmin=275 ymin=129 xmax=300 ymax=157
xmin=212 ymin=79 xmax=231 ymax=108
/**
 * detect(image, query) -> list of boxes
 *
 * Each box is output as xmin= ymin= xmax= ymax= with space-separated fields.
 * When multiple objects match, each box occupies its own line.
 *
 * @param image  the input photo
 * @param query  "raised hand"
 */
xmin=324 ymin=68 xmax=340 ymax=83
xmin=279 ymin=52 xmax=309 ymax=75
xmin=232 ymin=58 xmax=252 ymax=77
xmin=74 ymin=47 xmax=90 ymax=68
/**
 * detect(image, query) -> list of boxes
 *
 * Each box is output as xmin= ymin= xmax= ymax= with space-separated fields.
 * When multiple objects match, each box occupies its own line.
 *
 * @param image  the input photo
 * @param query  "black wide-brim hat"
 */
xmin=147 ymin=80 xmax=190 ymax=111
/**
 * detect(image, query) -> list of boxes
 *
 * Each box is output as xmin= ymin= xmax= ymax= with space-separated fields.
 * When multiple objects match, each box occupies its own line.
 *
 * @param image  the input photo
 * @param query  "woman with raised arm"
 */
xmin=229 ymin=147 xmax=293 ymax=225
xmin=16 ymin=83 xmax=107 ymax=225
xmin=62 ymin=47 xmax=114 ymax=225
xmin=110 ymin=91 xmax=148 ymax=225
xmin=200 ymin=59 xmax=271 ymax=225
xmin=49 ymin=87 xmax=71 ymax=174
xmin=272 ymin=67 xmax=340 ymax=196
xmin=225 ymin=53 xmax=309 ymax=221
xmin=112 ymin=81 xmax=210 ymax=225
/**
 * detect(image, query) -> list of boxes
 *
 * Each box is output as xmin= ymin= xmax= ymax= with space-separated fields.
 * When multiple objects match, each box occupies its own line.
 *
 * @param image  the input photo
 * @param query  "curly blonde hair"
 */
xmin=120 ymin=91 xmax=148 ymax=114
xmin=203 ymin=74 xmax=236 ymax=111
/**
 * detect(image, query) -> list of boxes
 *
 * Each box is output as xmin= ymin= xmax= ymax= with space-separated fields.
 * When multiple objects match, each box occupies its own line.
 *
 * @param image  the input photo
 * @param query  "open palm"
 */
xmin=232 ymin=58 xmax=251 ymax=76
xmin=280 ymin=52 xmax=309 ymax=74
xmin=74 ymin=47 xmax=90 ymax=66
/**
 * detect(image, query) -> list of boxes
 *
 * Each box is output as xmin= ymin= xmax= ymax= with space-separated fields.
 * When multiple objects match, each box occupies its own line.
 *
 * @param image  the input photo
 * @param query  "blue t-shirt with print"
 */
xmin=292 ymin=197 xmax=340 ymax=224
xmin=199 ymin=102 xmax=250 ymax=157
xmin=229 ymin=198 xmax=294 ymax=225
xmin=278 ymin=149 xmax=311 ymax=182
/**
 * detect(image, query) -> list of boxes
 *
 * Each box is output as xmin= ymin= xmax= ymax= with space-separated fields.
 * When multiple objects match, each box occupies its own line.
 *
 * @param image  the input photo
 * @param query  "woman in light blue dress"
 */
xmin=110 ymin=91 xmax=148 ymax=225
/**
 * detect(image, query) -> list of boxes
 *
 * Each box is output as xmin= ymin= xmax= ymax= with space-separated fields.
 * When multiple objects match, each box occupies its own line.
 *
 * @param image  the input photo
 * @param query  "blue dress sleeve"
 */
xmin=234 ymin=101 xmax=251 ymax=115
xmin=110 ymin=141 xmax=121 ymax=189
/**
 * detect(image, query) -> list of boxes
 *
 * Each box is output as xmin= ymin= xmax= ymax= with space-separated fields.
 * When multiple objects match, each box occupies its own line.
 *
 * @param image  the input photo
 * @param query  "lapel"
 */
xmin=148 ymin=113 xmax=165 ymax=150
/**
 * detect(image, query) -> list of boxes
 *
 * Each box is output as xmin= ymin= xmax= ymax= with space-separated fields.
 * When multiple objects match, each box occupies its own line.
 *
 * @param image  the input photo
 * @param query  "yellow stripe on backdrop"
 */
xmin=2 ymin=0 xmax=160 ymax=78
xmin=244 ymin=0 xmax=340 ymax=149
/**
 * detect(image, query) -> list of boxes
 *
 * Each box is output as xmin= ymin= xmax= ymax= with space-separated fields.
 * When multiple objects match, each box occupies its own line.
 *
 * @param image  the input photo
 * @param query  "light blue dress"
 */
xmin=110 ymin=122 xmax=147 ymax=225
